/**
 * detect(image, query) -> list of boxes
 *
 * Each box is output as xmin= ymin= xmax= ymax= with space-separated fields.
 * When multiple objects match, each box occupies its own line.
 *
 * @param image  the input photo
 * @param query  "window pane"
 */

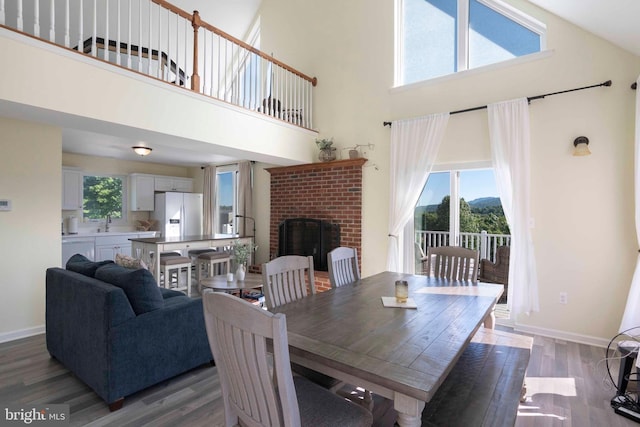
xmin=83 ymin=176 xmax=123 ymax=220
xmin=403 ymin=0 xmax=457 ymax=84
xmin=216 ymin=171 xmax=236 ymax=234
xmin=415 ymin=171 xmax=450 ymax=231
xmin=459 ymin=169 xmax=509 ymax=235
xmin=469 ymin=0 xmax=540 ymax=69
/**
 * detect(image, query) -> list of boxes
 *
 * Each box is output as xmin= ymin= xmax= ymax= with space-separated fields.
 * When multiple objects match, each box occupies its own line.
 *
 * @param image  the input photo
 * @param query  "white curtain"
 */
xmin=387 ymin=113 xmax=450 ymax=272
xmin=488 ymin=98 xmax=539 ymax=315
xmin=237 ymin=161 xmax=253 ymax=237
xmin=619 ymin=76 xmax=640 ymax=332
xmin=203 ymin=166 xmax=216 ymax=235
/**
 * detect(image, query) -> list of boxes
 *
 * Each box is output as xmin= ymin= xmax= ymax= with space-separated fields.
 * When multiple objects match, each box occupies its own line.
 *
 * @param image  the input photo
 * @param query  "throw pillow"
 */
xmin=115 ymin=253 xmax=148 ymax=270
xmin=95 ymin=263 xmax=163 ymax=315
xmin=66 ymin=254 xmax=114 ymax=277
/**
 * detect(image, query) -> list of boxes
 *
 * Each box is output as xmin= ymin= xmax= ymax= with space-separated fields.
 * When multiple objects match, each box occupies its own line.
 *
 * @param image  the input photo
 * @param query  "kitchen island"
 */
xmin=130 ymin=234 xmax=252 ymax=281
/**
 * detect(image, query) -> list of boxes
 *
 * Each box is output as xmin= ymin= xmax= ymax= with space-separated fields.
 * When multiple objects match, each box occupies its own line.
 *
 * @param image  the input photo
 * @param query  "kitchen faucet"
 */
xmin=105 ymin=214 xmax=111 ymax=232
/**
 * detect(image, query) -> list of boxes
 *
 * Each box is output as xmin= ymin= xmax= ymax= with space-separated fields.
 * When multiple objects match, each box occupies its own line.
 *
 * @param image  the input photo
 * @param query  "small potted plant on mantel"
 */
xmin=232 ymin=240 xmax=258 ymax=281
xmin=316 ymin=138 xmax=337 ymax=162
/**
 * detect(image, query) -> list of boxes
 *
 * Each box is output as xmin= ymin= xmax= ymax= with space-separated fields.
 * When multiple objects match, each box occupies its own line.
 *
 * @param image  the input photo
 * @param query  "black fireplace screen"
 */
xmin=278 ymin=218 xmax=340 ymax=271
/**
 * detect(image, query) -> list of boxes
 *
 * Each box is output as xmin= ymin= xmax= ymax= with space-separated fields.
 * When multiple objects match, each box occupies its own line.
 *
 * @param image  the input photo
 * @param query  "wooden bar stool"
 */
xmin=196 ymin=251 xmax=231 ymax=291
xmin=160 ymin=256 xmax=192 ymax=297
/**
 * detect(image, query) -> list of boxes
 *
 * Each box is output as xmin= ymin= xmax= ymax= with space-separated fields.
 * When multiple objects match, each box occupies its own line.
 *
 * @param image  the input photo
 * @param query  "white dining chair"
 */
xmin=327 ymin=247 xmax=360 ymax=288
xmin=202 ymin=292 xmax=373 ymax=427
xmin=262 ymin=255 xmax=316 ymax=309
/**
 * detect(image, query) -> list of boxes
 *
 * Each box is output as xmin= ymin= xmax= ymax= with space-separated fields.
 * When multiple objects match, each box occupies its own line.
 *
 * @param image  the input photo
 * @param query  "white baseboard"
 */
xmin=511 ymin=322 xmax=612 ymax=349
xmin=0 ymin=325 xmax=45 ymax=344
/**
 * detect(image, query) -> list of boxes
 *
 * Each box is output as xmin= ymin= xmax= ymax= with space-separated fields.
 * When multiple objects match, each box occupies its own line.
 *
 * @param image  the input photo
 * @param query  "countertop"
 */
xmin=129 ymin=234 xmax=242 ymax=244
xmin=62 ymin=231 xmax=157 ymax=238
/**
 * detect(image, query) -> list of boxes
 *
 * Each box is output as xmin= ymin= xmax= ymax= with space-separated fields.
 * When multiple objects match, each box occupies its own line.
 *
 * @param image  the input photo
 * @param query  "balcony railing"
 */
xmin=0 ymin=0 xmax=316 ymax=129
xmin=415 ymin=230 xmax=511 ymax=263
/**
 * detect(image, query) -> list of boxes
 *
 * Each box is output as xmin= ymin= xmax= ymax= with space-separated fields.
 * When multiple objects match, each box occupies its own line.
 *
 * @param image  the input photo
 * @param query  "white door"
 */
xmin=165 ymin=192 xmax=183 ymax=238
xmin=183 ymin=193 xmax=203 ymax=236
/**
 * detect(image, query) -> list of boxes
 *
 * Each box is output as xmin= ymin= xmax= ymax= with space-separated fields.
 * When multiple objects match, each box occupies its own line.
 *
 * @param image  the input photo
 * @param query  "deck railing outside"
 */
xmin=415 ymin=230 xmax=511 ymax=263
xmin=0 ymin=0 xmax=316 ymax=129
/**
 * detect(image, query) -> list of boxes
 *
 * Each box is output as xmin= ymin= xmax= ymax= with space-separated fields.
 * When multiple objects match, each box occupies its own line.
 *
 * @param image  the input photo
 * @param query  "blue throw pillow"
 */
xmin=95 ymin=263 xmax=164 ymax=315
xmin=66 ymin=254 xmax=114 ymax=277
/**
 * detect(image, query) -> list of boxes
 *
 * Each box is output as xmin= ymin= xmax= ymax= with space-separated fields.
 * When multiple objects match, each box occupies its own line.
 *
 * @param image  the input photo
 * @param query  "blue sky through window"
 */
xmin=417 ymin=169 xmax=499 ymax=206
xmin=218 ymin=172 xmax=233 ymax=206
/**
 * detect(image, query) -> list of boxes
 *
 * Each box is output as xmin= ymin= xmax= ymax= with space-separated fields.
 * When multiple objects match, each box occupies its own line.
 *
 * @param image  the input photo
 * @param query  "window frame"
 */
xmin=82 ymin=173 xmax=128 ymax=225
xmin=395 ymin=0 xmax=547 ymax=86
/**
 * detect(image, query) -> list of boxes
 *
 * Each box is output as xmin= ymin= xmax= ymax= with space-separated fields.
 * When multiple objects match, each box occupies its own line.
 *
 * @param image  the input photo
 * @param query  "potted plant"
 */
xmin=232 ymin=240 xmax=258 ymax=280
xmin=316 ymin=138 xmax=337 ymax=162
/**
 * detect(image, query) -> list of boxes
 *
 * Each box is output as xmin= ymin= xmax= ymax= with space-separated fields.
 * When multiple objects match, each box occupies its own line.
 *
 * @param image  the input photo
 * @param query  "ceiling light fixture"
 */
xmin=572 ymin=136 xmax=591 ymax=156
xmin=132 ymin=146 xmax=153 ymax=156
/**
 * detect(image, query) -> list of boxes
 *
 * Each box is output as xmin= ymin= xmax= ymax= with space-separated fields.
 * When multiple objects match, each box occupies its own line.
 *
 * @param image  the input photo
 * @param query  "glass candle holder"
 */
xmin=395 ymin=280 xmax=408 ymax=303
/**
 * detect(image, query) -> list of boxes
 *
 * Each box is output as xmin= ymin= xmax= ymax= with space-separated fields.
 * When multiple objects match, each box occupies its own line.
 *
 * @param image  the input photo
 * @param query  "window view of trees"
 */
xmin=416 ymin=195 xmax=510 ymax=235
xmin=83 ymin=176 xmax=124 ymax=220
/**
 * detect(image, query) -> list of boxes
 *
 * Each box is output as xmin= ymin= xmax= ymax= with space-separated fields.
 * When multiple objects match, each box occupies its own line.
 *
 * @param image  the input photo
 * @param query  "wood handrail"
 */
xmin=151 ymin=0 xmax=317 ymax=87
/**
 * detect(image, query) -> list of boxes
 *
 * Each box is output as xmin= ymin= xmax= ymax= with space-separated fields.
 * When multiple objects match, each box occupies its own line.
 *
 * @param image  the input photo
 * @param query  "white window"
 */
xmin=396 ymin=0 xmax=546 ymax=85
xmin=82 ymin=174 xmax=127 ymax=224
xmin=215 ymin=165 xmax=238 ymax=234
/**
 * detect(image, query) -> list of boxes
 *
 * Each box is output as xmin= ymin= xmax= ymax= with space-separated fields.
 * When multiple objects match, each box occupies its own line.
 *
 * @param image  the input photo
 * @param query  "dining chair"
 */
xmin=426 ymin=245 xmax=479 ymax=282
xmin=202 ymin=292 xmax=373 ymax=427
xmin=427 ymin=246 xmax=498 ymax=328
xmin=262 ymin=255 xmax=316 ymax=310
xmin=327 ymin=247 xmax=360 ymax=288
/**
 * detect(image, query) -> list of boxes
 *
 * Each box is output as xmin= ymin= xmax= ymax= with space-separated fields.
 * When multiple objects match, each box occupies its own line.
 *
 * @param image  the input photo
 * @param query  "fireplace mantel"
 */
xmin=266 ymin=158 xmax=367 ymax=174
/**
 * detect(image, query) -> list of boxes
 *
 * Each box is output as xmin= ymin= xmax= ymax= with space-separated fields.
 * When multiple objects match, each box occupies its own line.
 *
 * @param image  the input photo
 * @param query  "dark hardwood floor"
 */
xmin=0 ymin=328 xmax=637 ymax=426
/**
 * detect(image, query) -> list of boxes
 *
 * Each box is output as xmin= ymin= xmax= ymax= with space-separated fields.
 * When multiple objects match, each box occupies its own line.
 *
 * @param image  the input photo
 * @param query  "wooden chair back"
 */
xmin=427 ymin=246 xmax=479 ymax=282
xmin=262 ymin=255 xmax=316 ymax=309
xmin=202 ymin=292 xmax=300 ymax=426
xmin=327 ymin=247 xmax=360 ymax=288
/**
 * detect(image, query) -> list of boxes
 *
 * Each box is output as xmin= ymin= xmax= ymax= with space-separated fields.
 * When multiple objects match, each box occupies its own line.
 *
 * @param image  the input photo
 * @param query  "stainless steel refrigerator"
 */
xmin=152 ymin=192 xmax=203 ymax=238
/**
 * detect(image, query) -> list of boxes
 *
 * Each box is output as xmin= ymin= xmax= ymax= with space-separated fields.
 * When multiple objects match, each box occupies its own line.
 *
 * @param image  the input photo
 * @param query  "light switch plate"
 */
xmin=0 ymin=199 xmax=12 ymax=211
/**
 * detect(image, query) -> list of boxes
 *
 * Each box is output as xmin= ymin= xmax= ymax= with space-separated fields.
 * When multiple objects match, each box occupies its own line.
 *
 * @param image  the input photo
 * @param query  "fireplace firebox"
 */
xmin=278 ymin=218 xmax=340 ymax=271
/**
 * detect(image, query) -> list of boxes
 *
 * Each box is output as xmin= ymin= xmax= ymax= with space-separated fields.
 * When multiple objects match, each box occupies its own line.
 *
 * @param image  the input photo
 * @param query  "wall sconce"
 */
xmin=573 ymin=136 xmax=591 ymax=156
xmin=132 ymin=146 xmax=153 ymax=156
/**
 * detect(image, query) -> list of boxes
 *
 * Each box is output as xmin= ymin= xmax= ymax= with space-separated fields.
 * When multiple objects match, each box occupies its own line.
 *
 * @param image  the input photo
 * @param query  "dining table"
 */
xmin=270 ymin=271 xmax=504 ymax=427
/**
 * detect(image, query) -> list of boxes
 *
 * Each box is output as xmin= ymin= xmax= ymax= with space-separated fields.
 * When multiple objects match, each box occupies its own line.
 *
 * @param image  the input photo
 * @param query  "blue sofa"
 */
xmin=45 ymin=255 xmax=213 ymax=411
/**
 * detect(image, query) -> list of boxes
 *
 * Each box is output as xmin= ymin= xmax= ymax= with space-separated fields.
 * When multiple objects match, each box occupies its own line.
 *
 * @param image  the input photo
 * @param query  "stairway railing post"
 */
xmin=191 ymin=10 xmax=201 ymax=92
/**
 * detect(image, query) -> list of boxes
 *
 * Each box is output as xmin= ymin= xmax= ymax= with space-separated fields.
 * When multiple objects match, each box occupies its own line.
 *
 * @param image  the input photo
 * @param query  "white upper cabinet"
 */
xmin=129 ymin=174 xmax=155 ymax=211
xmin=62 ymin=167 xmax=83 ymax=210
xmin=154 ymin=176 xmax=193 ymax=192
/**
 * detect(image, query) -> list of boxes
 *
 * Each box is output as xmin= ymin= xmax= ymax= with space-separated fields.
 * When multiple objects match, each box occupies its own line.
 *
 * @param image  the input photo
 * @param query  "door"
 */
xmin=164 ymin=192 xmax=183 ymax=238
xmin=183 ymin=193 xmax=203 ymax=236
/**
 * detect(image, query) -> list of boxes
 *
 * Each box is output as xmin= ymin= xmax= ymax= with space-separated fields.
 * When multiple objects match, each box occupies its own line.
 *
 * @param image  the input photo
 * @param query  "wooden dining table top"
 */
xmin=270 ymin=271 xmax=503 ymax=403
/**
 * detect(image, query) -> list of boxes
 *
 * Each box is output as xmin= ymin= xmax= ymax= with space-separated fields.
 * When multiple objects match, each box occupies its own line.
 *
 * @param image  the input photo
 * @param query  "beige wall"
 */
xmin=259 ymin=0 xmax=640 ymax=344
xmin=0 ymin=117 xmax=61 ymax=339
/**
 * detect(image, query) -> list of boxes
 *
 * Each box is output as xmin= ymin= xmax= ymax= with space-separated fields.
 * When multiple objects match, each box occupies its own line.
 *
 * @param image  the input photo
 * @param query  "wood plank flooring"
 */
xmin=0 ymin=328 xmax=637 ymax=426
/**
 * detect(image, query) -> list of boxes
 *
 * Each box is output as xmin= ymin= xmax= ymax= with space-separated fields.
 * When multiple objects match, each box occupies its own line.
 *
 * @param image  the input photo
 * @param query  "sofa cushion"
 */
xmin=95 ymin=263 xmax=164 ymax=315
xmin=66 ymin=254 xmax=114 ymax=278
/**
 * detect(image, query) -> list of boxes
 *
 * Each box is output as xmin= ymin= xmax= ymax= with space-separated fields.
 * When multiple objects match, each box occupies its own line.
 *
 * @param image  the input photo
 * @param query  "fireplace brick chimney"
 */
xmin=266 ymin=158 xmax=366 ymax=291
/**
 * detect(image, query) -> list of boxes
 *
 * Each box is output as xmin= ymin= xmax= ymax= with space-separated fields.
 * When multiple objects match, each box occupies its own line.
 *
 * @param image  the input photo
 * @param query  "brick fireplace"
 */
xmin=266 ymin=158 xmax=366 ymax=291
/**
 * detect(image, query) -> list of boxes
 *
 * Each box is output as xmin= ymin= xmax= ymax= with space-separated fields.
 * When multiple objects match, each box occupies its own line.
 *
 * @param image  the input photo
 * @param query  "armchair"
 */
xmin=478 ymin=245 xmax=510 ymax=303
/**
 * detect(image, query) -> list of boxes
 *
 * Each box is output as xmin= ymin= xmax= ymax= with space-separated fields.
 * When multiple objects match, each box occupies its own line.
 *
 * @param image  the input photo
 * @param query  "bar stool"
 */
xmin=160 ymin=256 xmax=192 ymax=297
xmin=196 ymin=251 xmax=231 ymax=291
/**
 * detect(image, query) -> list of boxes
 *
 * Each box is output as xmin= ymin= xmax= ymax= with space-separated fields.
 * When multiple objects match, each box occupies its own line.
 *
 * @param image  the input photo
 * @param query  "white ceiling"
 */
xmin=60 ymin=0 xmax=639 ymax=167
xmin=526 ymin=0 xmax=640 ymax=57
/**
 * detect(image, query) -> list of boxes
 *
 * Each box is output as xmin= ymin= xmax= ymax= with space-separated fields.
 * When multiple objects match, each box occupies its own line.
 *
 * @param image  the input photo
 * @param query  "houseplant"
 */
xmin=316 ymin=138 xmax=337 ymax=162
xmin=232 ymin=240 xmax=258 ymax=280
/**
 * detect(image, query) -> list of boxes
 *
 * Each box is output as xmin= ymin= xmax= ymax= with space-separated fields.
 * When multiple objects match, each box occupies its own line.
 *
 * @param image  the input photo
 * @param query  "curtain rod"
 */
xmin=383 ymin=79 xmax=612 ymax=127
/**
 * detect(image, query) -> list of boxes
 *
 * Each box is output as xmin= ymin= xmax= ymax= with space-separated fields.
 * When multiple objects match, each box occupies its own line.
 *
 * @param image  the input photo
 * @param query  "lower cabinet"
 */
xmin=95 ymin=235 xmax=133 ymax=261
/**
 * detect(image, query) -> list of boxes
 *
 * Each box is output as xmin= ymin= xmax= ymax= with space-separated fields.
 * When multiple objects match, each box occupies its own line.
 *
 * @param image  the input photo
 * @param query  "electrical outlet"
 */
xmin=559 ymin=292 xmax=568 ymax=304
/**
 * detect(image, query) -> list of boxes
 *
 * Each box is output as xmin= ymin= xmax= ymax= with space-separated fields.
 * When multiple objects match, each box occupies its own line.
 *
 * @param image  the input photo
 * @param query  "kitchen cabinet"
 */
xmin=95 ymin=235 xmax=133 ymax=261
xmin=129 ymin=174 xmax=155 ymax=211
xmin=62 ymin=167 xmax=83 ymax=210
xmin=154 ymin=176 xmax=193 ymax=192
xmin=62 ymin=236 xmax=95 ymax=266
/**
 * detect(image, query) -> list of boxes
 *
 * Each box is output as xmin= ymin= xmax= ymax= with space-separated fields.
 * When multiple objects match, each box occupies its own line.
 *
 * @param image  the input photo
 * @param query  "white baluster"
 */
xmin=148 ymin=0 xmax=152 ymax=75
xmin=77 ymin=0 xmax=83 ymax=52
xmin=103 ymin=0 xmax=109 ymax=61
xmin=217 ymin=35 xmax=222 ymax=99
xmin=64 ymin=0 xmax=70 ymax=47
xmin=0 ymin=0 xmax=5 ymax=26
xmin=137 ymin=0 xmax=142 ymax=72
xmin=126 ymin=0 xmax=131 ymax=68
xmin=157 ymin=4 xmax=161 ymax=79
xmin=92 ymin=0 xmax=97 ymax=56
xmin=16 ymin=0 xmax=23 ymax=31
xmin=33 ymin=0 xmax=39 ymax=37
xmin=49 ymin=0 xmax=55 ymax=42
xmin=116 ymin=0 xmax=120 ymax=65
